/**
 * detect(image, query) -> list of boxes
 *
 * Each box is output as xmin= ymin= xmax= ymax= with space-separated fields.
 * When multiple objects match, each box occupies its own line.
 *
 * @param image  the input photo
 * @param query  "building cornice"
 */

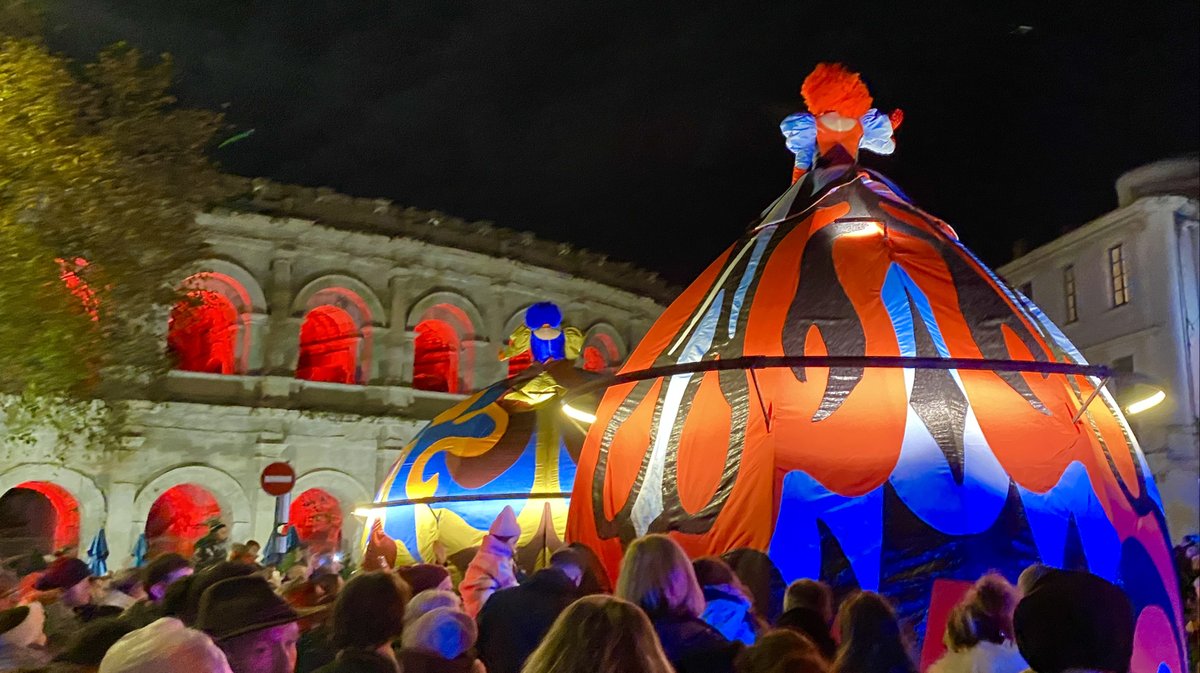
xmin=999 ymin=195 xmax=1193 ymax=276
xmin=216 ymin=175 xmax=681 ymax=305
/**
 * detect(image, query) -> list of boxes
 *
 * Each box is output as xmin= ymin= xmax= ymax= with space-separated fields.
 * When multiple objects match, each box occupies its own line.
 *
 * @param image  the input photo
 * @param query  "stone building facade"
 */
xmin=999 ymin=158 xmax=1199 ymax=540
xmin=0 ymin=178 xmax=671 ymax=567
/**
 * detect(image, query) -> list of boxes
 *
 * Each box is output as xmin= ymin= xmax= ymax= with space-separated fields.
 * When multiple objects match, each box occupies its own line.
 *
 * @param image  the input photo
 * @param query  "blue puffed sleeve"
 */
xmin=780 ymin=112 xmax=817 ymax=172
xmin=858 ymin=108 xmax=896 ymax=155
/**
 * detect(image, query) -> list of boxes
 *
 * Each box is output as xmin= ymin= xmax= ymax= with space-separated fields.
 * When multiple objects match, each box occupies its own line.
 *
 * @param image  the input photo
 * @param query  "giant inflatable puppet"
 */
xmin=566 ymin=64 xmax=1185 ymax=669
xmin=365 ymin=303 xmax=588 ymax=571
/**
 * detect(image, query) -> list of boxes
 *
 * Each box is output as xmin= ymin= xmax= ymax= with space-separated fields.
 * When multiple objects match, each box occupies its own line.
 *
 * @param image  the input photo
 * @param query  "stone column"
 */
xmin=105 ymin=482 xmax=137 ymax=568
xmin=264 ymin=255 xmax=298 ymax=376
xmin=381 ymin=273 xmax=415 ymax=385
xmin=245 ymin=313 xmax=270 ymax=375
xmin=462 ymin=338 xmax=501 ymax=391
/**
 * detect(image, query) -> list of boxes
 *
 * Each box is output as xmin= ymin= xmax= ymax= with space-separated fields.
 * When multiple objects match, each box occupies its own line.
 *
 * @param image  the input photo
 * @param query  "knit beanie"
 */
xmin=401 ymin=606 xmax=477 ymax=659
xmin=98 ymin=617 xmax=232 ymax=673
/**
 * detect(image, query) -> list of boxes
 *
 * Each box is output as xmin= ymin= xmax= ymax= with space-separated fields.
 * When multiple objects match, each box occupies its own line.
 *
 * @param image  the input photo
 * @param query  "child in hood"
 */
xmin=459 ymin=506 xmax=521 ymax=617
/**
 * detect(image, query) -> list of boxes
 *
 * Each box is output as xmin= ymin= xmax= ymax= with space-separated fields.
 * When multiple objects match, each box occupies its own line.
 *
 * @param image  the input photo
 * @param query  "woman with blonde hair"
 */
xmin=928 ymin=574 xmax=1027 ymax=673
xmin=615 ymin=534 xmax=739 ymax=673
xmin=520 ymin=595 xmax=673 ymax=673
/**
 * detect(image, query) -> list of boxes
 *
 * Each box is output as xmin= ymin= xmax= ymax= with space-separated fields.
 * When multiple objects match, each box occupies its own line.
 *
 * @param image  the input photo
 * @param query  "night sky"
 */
xmin=42 ymin=1 xmax=1199 ymax=286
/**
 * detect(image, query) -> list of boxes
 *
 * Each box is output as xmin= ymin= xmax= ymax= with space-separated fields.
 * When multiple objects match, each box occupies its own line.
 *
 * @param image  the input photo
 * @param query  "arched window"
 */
xmin=145 ymin=484 xmax=221 ymax=558
xmin=298 ymin=305 xmax=362 ymax=384
xmin=288 ymin=488 xmax=343 ymax=555
xmin=0 ymin=482 xmax=80 ymax=556
xmin=413 ymin=319 xmax=460 ymax=392
xmin=168 ymin=290 xmax=239 ymax=374
xmin=506 ymin=347 xmax=534 ymax=378
xmin=582 ymin=332 xmax=621 ymax=373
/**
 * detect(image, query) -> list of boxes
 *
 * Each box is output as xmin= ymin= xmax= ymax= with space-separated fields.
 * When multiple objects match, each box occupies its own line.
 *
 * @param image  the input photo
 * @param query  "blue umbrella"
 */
xmin=284 ymin=526 xmax=301 ymax=552
xmin=87 ymin=529 xmax=109 ymax=576
xmin=131 ymin=533 xmax=149 ymax=568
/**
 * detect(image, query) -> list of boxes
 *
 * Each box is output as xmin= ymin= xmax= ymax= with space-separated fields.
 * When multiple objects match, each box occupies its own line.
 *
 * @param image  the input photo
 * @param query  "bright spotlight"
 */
xmin=1125 ymin=389 xmax=1166 ymax=415
xmin=562 ymin=402 xmax=597 ymax=424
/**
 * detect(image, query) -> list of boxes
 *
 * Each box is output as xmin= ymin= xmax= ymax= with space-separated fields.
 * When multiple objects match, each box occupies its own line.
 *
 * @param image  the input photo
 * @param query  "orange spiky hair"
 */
xmin=801 ymin=63 xmax=873 ymax=119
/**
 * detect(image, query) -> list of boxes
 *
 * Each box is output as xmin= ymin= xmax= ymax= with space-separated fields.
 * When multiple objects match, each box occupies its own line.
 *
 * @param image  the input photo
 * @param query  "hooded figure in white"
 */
xmin=459 ymin=505 xmax=521 ymax=617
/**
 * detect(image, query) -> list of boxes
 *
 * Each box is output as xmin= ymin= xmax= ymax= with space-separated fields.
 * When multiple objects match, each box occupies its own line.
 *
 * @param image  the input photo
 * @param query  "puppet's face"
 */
xmin=533 ymin=324 xmax=561 ymax=341
xmin=817 ymin=111 xmax=858 ymax=132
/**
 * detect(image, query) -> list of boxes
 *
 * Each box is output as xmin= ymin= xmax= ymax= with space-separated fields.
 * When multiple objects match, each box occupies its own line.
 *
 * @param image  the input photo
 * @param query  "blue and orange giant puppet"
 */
xmin=566 ymin=64 xmax=1185 ymax=670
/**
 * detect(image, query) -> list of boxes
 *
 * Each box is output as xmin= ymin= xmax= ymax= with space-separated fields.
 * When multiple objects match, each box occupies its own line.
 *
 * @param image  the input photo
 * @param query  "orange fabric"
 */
xmin=801 ymin=63 xmax=873 ymax=118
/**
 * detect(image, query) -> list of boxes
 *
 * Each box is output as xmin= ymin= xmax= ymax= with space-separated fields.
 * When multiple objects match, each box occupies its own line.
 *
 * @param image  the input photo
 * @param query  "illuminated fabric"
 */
xmin=566 ymin=164 xmax=1186 ymax=669
xmin=368 ymin=362 xmax=588 ymax=570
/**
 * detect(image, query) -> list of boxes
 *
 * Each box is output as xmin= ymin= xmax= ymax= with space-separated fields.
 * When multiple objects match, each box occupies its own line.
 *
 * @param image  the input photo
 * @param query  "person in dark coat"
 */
xmin=776 ymin=579 xmax=836 ymax=661
xmin=615 ymin=535 xmax=740 ymax=673
xmin=1013 ymin=569 xmax=1135 ymax=673
xmin=476 ymin=547 xmax=584 ymax=673
xmin=312 ymin=571 xmax=410 ymax=673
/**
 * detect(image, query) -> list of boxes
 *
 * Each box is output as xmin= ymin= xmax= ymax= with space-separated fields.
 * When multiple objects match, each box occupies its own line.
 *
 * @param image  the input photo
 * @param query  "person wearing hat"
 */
xmin=400 ymin=607 xmax=486 ymax=673
xmin=398 ymin=564 xmax=453 ymax=596
xmin=194 ymin=520 xmax=231 ymax=571
xmin=0 ymin=602 xmax=51 ymax=669
xmin=51 ymin=615 xmax=136 ymax=671
xmin=196 ymin=575 xmax=301 ymax=673
xmin=98 ymin=617 xmax=232 ymax=673
xmin=1013 ymin=569 xmax=1135 ymax=673
xmin=34 ymin=557 xmax=94 ymax=654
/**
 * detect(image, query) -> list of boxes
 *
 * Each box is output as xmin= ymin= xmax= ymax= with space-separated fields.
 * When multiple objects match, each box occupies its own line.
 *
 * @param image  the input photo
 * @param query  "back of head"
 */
xmin=397 ymin=563 xmax=451 ymax=595
xmin=943 ymin=573 xmax=1020 ymax=650
xmin=692 ymin=556 xmax=738 ymax=588
xmin=521 ymin=595 xmax=674 ymax=673
xmin=549 ymin=546 xmax=586 ymax=583
xmin=1016 ymin=563 xmax=1052 ymax=596
xmin=98 ymin=617 xmax=232 ymax=673
xmin=401 ymin=606 xmax=477 ymax=659
xmin=721 ymin=549 xmax=787 ymax=622
xmin=784 ymin=579 xmax=833 ymax=622
xmin=775 ymin=607 xmax=837 ymax=662
xmin=1014 ymin=570 xmax=1134 ymax=673
xmin=405 ymin=589 xmax=462 ymax=625
xmin=332 ymin=570 xmax=411 ymax=649
xmin=566 ymin=542 xmax=612 ymax=594
xmin=833 ymin=592 xmax=914 ymax=673
xmin=144 ymin=553 xmax=191 ymax=591
xmin=615 ymin=534 xmax=705 ymax=619
xmin=736 ymin=629 xmax=829 ymax=673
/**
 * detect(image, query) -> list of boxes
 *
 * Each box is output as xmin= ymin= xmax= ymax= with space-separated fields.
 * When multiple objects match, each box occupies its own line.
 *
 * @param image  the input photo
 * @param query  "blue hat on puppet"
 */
xmin=525 ymin=302 xmax=566 ymax=363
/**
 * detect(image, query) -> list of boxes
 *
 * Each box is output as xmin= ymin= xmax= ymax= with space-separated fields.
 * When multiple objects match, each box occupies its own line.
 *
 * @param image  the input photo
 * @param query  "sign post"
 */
xmin=260 ymin=462 xmax=296 ymax=557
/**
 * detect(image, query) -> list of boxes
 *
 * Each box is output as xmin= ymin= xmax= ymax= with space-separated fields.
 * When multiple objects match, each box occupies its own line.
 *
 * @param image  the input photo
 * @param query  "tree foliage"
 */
xmin=1 ymin=11 xmax=226 ymax=447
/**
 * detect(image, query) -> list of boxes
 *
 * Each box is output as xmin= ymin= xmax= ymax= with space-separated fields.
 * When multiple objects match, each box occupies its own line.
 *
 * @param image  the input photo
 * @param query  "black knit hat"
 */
xmin=34 ymin=557 xmax=91 ymax=591
xmin=1014 ymin=569 xmax=1135 ymax=673
xmin=0 ymin=605 xmax=31 ymax=636
xmin=196 ymin=575 xmax=300 ymax=641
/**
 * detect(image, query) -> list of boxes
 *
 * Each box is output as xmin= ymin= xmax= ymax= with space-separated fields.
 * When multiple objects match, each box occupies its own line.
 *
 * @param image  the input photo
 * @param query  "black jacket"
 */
xmin=476 ymin=568 xmax=579 ymax=673
xmin=650 ymin=613 xmax=740 ymax=673
xmin=311 ymin=648 xmax=399 ymax=673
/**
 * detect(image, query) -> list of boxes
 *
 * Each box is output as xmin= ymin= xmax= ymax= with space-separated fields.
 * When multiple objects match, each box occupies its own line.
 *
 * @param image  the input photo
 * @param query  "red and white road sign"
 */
xmin=260 ymin=462 xmax=296 ymax=496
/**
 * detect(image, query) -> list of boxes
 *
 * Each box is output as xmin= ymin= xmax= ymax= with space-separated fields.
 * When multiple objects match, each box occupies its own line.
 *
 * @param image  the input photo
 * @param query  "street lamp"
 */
xmin=1114 ymin=373 xmax=1167 ymax=416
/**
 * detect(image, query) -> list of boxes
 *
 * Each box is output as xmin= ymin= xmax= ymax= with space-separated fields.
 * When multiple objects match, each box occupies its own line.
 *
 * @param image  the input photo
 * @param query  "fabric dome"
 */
xmin=368 ymin=361 xmax=589 ymax=571
xmin=565 ymin=162 xmax=1185 ymax=668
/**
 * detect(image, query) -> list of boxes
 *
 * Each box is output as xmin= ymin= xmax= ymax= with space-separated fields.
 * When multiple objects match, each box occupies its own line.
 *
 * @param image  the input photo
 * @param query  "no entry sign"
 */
xmin=260 ymin=462 xmax=296 ymax=496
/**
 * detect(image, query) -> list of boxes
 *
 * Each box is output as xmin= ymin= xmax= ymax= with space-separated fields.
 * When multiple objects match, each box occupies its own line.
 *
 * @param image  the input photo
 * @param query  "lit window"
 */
xmin=1108 ymin=244 xmax=1130 ymax=307
xmin=1063 ymin=265 xmax=1078 ymax=323
xmin=413 ymin=319 xmax=460 ymax=393
xmin=297 ymin=305 xmax=361 ymax=384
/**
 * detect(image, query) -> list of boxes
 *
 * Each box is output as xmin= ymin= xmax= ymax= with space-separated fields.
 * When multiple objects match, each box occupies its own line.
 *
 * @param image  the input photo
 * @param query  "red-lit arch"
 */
xmin=413 ymin=319 xmax=460 ymax=392
xmin=297 ymin=305 xmax=362 ymax=384
xmin=288 ymin=488 xmax=343 ymax=554
xmin=582 ymin=332 xmax=621 ymax=373
xmin=0 ymin=482 xmax=80 ymax=554
xmin=168 ymin=290 xmax=239 ymax=374
xmin=145 ymin=484 xmax=221 ymax=559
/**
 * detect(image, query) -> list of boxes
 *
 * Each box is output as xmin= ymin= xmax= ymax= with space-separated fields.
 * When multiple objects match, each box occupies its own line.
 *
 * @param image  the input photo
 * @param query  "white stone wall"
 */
xmin=1000 ymin=194 xmax=1200 ymax=539
xmin=0 ymin=194 xmax=670 ymax=567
